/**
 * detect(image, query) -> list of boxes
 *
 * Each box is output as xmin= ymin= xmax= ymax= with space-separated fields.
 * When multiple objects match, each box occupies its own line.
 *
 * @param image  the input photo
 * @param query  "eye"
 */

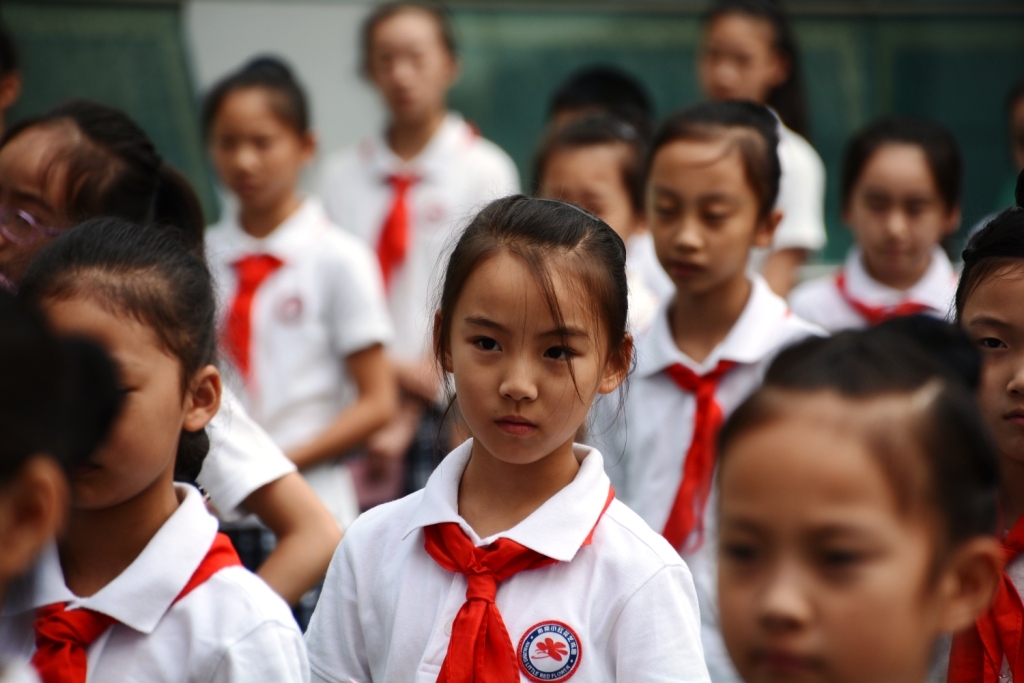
xmin=704 ymin=211 xmax=729 ymax=226
xmin=816 ymin=548 xmax=866 ymax=575
xmin=978 ymin=337 xmax=1007 ymax=350
xmin=473 ymin=337 xmax=500 ymax=352
xmin=544 ymin=346 xmax=574 ymax=361
xmin=722 ymin=541 xmax=759 ymax=564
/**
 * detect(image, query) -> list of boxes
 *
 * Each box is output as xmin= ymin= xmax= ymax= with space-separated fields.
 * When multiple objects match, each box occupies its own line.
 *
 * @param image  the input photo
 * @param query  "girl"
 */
xmin=700 ymin=0 xmax=827 ymax=295
xmin=2 ymin=218 xmax=308 ymax=680
xmin=790 ymin=117 xmax=962 ymax=332
xmin=204 ymin=58 xmax=397 ymax=531
xmin=534 ymin=112 xmax=662 ymax=330
xmin=304 ymin=196 xmax=709 ymax=682
xmin=319 ymin=1 xmax=520 ymax=494
xmin=951 ymin=175 xmax=1024 ymax=683
xmin=590 ymin=100 xmax=822 ymax=683
xmin=715 ymin=323 xmax=1003 ymax=683
xmin=0 ymin=290 xmax=121 ymax=683
xmin=0 ymin=99 xmax=340 ymax=607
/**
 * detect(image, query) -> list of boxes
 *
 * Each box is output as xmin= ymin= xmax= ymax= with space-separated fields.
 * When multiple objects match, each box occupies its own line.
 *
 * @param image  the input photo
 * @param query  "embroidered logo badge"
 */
xmin=518 ymin=621 xmax=581 ymax=682
xmin=276 ymin=295 xmax=303 ymax=324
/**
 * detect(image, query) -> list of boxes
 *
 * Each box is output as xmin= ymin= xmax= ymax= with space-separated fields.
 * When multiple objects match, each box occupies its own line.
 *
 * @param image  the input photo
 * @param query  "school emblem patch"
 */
xmin=518 ymin=621 xmax=582 ymax=682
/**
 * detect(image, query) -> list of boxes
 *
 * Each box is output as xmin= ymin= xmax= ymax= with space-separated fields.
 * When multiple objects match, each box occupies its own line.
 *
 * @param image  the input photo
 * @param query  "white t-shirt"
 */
xmin=318 ymin=112 xmax=520 ymax=362
xmin=0 ymin=660 xmax=37 ymax=683
xmin=589 ymin=276 xmax=823 ymax=683
xmin=0 ymin=485 xmax=308 ymax=682
xmin=207 ymin=199 xmax=393 ymax=528
xmin=788 ymin=246 xmax=958 ymax=332
xmin=304 ymin=440 xmax=710 ymax=683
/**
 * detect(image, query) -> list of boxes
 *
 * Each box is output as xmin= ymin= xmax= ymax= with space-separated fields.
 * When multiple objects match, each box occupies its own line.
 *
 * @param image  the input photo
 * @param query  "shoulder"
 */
xmin=778 ymin=127 xmax=825 ymax=177
xmin=320 ymin=143 xmax=368 ymax=180
xmin=338 ymin=490 xmax=425 ymax=557
xmin=184 ymin=566 xmax=300 ymax=632
xmin=594 ymin=500 xmax=690 ymax=575
xmin=458 ymin=129 xmax=519 ymax=181
xmin=789 ymin=274 xmax=840 ymax=312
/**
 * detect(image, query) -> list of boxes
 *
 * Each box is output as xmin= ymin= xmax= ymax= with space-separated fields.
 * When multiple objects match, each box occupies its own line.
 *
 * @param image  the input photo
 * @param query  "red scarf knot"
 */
xmin=222 ymin=253 xmax=284 ymax=380
xmin=835 ymin=272 xmax=930 ymax=326
xmin=377 ymin=174 xmax=419 ymax=293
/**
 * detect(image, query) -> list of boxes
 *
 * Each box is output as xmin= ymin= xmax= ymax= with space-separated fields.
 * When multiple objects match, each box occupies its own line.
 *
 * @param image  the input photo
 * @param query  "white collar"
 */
xmin=2 ymin=484 xmax=218 ymax=635
xmin=403 ymin=439 xmax=612 ymax=563
xmin=209 ymin=198 xmax=330 ymax=264
xmin=842 ymin=246 xmax=957 ymax=311
xmin=637 ymin=275 xmax=792 ymax=377
xmin=365 ymin=112 xmax=473 ymax=181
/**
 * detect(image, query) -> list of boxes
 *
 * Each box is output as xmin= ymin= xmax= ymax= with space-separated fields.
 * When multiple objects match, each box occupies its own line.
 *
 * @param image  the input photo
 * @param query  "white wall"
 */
xmin=184 ymin=0 xmax=384 ymax=165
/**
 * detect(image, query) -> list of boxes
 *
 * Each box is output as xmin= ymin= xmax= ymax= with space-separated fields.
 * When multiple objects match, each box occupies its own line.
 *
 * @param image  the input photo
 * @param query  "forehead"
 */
xmin=213 ymin=87 xmax=290 ymax=130
xmin=857 ymin=143 xmax=937 ymax=192
xmin=705 ymin=13 xmax=775 ymax=52
xmin=544 ymin=144 xmax=628 ymax=186
xmin=0 ymin=125 xmax=74 ymax=206
xmin=370 ymin=8 xmax=446 ymax=51
xmin=963 ymin=263 xmax=1024 ymax=323
xmin=650 ymin=138 xmax=752 ymax=198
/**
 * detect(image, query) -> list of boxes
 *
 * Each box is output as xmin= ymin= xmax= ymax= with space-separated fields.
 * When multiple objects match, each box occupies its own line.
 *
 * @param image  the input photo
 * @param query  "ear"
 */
xmin=943 ymin=204 xmax=963 ymax=238
xmin=754 ymin=209 xmax=783 ymax=249
xmin=0 ymin=71 xmax=22 ymax=112
xmin=182 ymin=365 xmax=222 ymax=433
xmin=433 ymin=310 xmax=452 ymax=373
xmin=765 ymin=52 xmax=791 ymax=92
xmin=598 ymin=333 xmax=633 ymax=395
xmin=934 ymin=536 xmax=1003 ymax=634
xmin=0 ymin=455 xmax=67 ymax=586
xmin=301 ymin=130 xmax=318 ymax=162
xmin=445 ymin=55 xmax=462 ymax=91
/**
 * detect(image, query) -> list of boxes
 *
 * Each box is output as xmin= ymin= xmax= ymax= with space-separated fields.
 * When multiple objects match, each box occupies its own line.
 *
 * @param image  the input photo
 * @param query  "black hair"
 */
xmin=647 ymin=100 xmax=781 ymax=219
xmin=704 ymin=0 xmax=809 ymax=138
xmin=955 ymin=169 xmax=1024 ymax=321
xmin=0 ymin=100 xmax=206 ymax=260
xmin=360 ymin=1 xmax=457 ymax=74
xmin=0 ymin=19 xmax=18 ymax=77
xmin=202 ymin=56 xmax=310 ymax=138
xmin=720 ymin=324 xmax=1000 ymax=553
xmin=19 ymin=217 xmax=218 ymax=483
xmin=0 ymin=289 xmax=121 ymax=482
xmin=533 ymin=113 xmax=648 ymax=215
xmin=435 ymin=195 xmax=630 ymax=410
xmin=841 ymin=116 xmax=963 ymax=213
xmin=547 ymin=65 xmax=654 ymax=138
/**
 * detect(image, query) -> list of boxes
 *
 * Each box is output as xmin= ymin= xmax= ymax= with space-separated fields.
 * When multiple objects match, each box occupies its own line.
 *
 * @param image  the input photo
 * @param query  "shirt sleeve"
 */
xmin=305 ymin=539 xmax=372 ymax=683
xmin=772 ymin=132 xmax=827 ymax=253
xmin=198 ymin=387 xmax=297 ymax=522
xmin=325 ymin=236 xmax=394 ymax=359
xmin=611 ymin=564 xmax=711 ymax=682
xmin=209 ymin=620 xmax=310 ymax=683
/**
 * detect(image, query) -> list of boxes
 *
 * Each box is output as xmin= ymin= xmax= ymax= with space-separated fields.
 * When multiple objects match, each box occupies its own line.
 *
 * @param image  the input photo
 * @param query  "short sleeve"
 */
xmin=210 ymin=620 xmax=310 ymax=683
xmin=198 ymin=387 xmax=297 ymax=522
xmin=611 ymin=564 xmax=710 ymax=682
xmin=773 ymin=128 xmax=827 ymax=253
xmin=323 ymin=234 xmax=394 ymax=359
xmin=305 ymin=539 xmax=372 ymax=683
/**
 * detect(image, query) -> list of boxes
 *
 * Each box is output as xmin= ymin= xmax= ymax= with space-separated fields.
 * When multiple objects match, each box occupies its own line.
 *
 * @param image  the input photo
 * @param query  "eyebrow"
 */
xmin=11 ymin=188 xmax=53 ymax=214
xmin=967 ymin=316 xmax=1012 ymax=330
xmin=463 ymin=315 xmax=589 ymax=340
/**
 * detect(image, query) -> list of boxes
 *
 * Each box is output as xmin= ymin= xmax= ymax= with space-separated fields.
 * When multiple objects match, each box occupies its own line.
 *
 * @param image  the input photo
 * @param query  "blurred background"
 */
xmin=5 ymin=0 xmax=1023 ymax=263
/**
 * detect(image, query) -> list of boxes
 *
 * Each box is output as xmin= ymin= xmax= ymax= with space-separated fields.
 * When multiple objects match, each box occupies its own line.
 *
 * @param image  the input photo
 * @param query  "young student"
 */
xmin=715 ymin=324 xmax=1003 ymax=683
xmin=0 ymin=20 xmax=20 ymax=138
xmin=546 ymin=64 xmax=654 ymax=137
xmin=789 ymin=117 xmax=962 ymax=332
xmin=204 ymin=58 xmax=396 ymax=537
xmin=0 ymin=99 xmax=340 ymax=607
xmin=318 ymin=1 xmax=520 ymax=494
xmin=2 ymin=218 xmax=308 ymax=681
xmin=534 ymin=112 xmax=660 ymax=330
xmin=304 ymin=196 xmax=710 ymax=682
xmin=951 ymin=177 xmax=1024 ymax=683
xmin=0 ymin=290 xmax=122 ymax=683
xmin=590 ymin=101 xmax=822 ymax=683
xmin=700 ymin=0 xmax=827 ymax=296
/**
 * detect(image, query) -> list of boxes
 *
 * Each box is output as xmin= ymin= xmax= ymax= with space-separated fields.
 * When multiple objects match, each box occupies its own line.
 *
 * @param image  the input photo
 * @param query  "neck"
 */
xmin=670 ymin=273 xmax=752 ymax=364
xmin=861 ymin=251 xmax=933 ymax=292
xmin=387 ymin=109 xmax=447 ymax=162
xmin=458 ymin=438 xmax=580 ymax=539
xmin=239 ymin=192 xmax=303 ymax=240
xmin=59 ymin=474 xmax=180 ymax=597
xmin=1002 ymin=453 xmax=1024 ymax=532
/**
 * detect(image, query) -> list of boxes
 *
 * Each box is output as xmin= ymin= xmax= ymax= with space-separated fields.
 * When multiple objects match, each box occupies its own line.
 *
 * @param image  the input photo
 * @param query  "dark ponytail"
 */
xmin=0 ymin=99 xmax=206 ymax=259
xmin=20 ymin=217 xmax=218 ymax=482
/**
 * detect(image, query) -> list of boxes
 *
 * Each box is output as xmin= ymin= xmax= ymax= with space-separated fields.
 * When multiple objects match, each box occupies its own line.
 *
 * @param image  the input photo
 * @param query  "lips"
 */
xmin=666 ymin=260 xmax=704 ymax=279
xmin=752 ymin=648 xmax=819 ymax=676
xmin=1004 ymin=408 xmax=1024 ymax=426
xmin=494 ymin=415 xmax=538 ymax=436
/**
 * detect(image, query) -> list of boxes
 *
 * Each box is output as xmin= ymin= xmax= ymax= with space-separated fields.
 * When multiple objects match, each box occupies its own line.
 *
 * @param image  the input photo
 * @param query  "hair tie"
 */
xmin=961 ymin=246 xmax=976 ymax=264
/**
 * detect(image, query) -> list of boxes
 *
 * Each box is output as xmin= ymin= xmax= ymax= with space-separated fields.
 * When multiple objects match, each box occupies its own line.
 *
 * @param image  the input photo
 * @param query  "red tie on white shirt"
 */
xmin=423 ymin=487 xmax=614 ymax=683
xmin=376 ymin=174 xmax=419 ymax=293
xmin=31 ymin=533 xmax=241 ymax=683
xmin=948 ymin=517 xmax=1024 ymax=683
xmin=222 ymin=254 xmax=284 ymax=380
xmin=662 ymin=361 xmax=738 ymax=551
xmin=834 ymin=272 xmax=930 ymax=326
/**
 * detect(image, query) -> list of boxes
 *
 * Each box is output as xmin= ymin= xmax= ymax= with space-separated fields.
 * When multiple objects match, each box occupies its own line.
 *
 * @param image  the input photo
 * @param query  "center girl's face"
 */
xmin=539 ymin=144 xmax=643 ymax=244
xmin=42 ymin=292 xmax=220 ymax=511
xmin=445 ymin=250 xmax=627 ymax=467
xmin=700 ymin=14 xmax=787 ymax=106
xmin=718 ymin=396 xmax=950 ymax=683
xmin=0 ymin=126 xmax=73 ymax=286
xmin=961 ymin=266 xmax=1024 ymax=466
xmin=209 ymin=87 xmax=313 ymax=214
xmin=845 ymin=144 xmax=959 ymax=290
xmin=648 ymin=138 xmax=776 ymax=296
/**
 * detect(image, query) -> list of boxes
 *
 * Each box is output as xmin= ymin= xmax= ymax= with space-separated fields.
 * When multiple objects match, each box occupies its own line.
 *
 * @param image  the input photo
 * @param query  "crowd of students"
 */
xmin=0 ymin=0 xmax=1023 ymax=681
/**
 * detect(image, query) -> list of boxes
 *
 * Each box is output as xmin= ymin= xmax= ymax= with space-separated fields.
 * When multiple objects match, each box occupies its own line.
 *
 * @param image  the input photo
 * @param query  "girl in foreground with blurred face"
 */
xmin=304 ymin=195 xmax=710 ymax=682
xmin=716 ymin=323 xmax=1002 ymax=683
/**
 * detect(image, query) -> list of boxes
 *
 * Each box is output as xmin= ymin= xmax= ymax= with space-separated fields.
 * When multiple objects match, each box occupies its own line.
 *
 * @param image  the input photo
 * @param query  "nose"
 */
xmin=884 ymin=207 xmax=910 ymax=242
xmin=499 ymin=355 xmax=538 ymax=403
xmin=672 ymin=215 xmax=704 ymax=253
xmin=757 ymin=562 xmax=813 ymax=635
xmin=1007 ymin=353 xmax=1024 ymax=398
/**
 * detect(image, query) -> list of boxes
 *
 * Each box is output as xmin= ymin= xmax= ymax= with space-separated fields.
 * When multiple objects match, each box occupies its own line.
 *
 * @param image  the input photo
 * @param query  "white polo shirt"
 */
xmin=207 ymin=199 xmax=393 ymax=528
xmin=789 ymin=246 xmax=958 ymax=332
xmin=304 ymin=440 xmax=710 ymax=683
xmin=0 ymin=485 xmax=308 ymax=683
xmin=590 ymin=276 xmax=822 ymax=683
xmin=318 ymin=112 xmax=520 ymax=362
